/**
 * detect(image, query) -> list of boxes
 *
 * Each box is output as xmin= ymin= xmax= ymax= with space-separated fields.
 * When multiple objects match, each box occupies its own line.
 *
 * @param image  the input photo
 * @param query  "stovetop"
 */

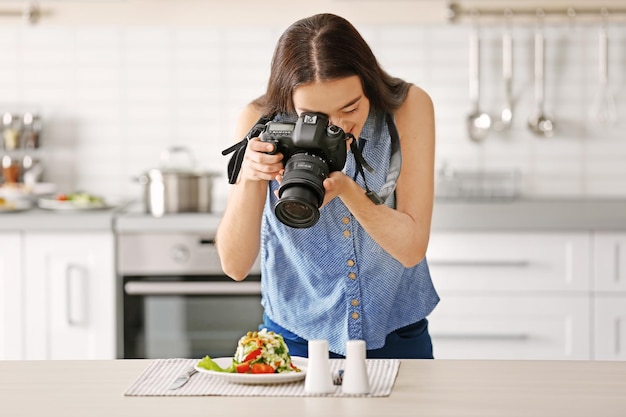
xmin=114 ymin=201 xmax=223 ymax=233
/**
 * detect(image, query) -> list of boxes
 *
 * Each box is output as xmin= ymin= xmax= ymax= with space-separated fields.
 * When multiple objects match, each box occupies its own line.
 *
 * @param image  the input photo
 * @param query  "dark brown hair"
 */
xmin=253 ymin=13 xmax=411 ymax=116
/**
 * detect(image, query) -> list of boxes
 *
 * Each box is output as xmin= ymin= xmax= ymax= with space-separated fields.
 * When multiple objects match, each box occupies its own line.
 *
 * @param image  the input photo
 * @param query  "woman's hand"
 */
xmin=240 ymin=138 xmax=284 ymax=182
xmin=320 ymin=171 xmax=351 ymax=207
xmin=273 ymin=169 xmax=351 ymax=208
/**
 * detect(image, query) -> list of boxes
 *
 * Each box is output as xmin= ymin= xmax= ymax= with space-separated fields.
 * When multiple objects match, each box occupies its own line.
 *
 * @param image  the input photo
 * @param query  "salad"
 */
xmin=197 ymin=328 xmax=301 ymax=374
xmin=54 ymin=192 xmax=105 ymax=206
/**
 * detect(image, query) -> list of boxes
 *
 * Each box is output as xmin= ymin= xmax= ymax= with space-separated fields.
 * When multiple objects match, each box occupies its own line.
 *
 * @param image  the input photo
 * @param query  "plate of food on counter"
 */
xmin=38 ymin=192 xmax=111 ymax=211
xmin=195 ymin=328 xmax=307 ymax=385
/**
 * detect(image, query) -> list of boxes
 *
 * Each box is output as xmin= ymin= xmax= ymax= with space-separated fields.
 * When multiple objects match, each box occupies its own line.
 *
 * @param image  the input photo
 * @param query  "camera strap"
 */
xmin=221 ymin=115 xmax=273 ymax=184
xmin=349 ymin=112 xmax=401 ymax=206
xmin=349 ymin=137 xmax=384 ymax=205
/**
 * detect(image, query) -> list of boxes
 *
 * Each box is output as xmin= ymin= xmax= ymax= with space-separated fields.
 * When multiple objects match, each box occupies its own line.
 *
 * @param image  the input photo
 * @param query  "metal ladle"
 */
xmin=466 ymin=25 xmax=491 ymax=142
xmin=528 ymin=11 xmax=555 ymax=138
xmin=494 ymin=10 xmax=514 ymax=132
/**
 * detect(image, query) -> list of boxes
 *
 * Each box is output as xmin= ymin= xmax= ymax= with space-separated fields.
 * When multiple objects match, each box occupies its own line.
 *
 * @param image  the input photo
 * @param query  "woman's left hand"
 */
xmin=320 ymin=171 xmax=350 ymax=208
xmin=273 ymin=170 xmax=349 ymax=208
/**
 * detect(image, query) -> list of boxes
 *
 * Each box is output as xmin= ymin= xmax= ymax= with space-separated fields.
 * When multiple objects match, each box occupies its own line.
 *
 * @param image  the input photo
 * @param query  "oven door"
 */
xmin=122 ymin=274 xmax=263 ymax=359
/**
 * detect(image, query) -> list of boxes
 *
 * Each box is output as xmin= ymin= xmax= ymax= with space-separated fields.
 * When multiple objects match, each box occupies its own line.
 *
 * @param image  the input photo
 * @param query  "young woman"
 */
xmin=216 ymin=13 xmax=439 ymax=358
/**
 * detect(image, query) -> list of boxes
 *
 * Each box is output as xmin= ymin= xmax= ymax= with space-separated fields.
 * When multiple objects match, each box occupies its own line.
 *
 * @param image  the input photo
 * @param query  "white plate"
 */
xmin=195 ymin=356 xmax=307 ymax=385
xmin=0 ymin=199 xmax=32 ymax=213
xmin=37 ymin=198 xmax=111 ymax=211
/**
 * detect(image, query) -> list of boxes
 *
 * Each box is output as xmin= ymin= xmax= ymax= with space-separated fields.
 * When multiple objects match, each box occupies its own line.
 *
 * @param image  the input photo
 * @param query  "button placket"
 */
xmin=340 ymin=212 xmax=363 ymax=339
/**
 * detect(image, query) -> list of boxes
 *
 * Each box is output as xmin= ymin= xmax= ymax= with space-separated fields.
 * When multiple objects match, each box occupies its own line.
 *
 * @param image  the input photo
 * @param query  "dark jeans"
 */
xmin=260 ymin=313 xmax=434 ymax=359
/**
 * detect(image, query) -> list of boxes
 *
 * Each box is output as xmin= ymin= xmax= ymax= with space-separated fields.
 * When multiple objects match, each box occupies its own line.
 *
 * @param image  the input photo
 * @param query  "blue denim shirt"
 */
xmin=260 ymin=110 xmax=439 ymax=356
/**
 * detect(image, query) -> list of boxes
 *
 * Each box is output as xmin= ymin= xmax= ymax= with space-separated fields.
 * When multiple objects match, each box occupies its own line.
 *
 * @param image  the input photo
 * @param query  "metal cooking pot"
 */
xmin=137 ymin=146 xmax=219 ymax=217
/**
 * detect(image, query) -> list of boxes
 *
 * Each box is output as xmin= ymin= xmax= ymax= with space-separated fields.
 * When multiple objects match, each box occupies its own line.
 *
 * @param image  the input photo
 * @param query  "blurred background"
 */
xmin=1 ymin=0 xmax=624 ymax=210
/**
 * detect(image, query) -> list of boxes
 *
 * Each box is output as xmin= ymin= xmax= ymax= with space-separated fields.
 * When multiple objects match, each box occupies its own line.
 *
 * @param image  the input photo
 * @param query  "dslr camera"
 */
xmin=260 ymin=112 xmax=348 ymax=228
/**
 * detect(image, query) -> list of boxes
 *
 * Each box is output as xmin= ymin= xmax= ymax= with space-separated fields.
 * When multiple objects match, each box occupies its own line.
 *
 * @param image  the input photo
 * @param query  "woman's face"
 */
xmin=292 ymin=75 xmax=370 ymax=140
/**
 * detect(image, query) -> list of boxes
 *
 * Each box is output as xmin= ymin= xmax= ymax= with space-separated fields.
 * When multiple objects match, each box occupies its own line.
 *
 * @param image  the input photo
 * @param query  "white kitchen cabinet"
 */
xmin=426 ymin=231 xmax=593 ymax=360
xmin=592 ymin=233 xmax=626 ymax=360
xmin=593 ymin=233 xmax=626 ymax=292
xmin=23 ymin=232 xmax=116 ymax=360
xmin=594 ymin=295 xmax=626 ymax=360
xmin=427 ymin=232 xmax=591 ymax=293
xmin=0 ymin=232 xmax=23 ymax=360
xmin=429 ymin=295 xmax=591 ymax=360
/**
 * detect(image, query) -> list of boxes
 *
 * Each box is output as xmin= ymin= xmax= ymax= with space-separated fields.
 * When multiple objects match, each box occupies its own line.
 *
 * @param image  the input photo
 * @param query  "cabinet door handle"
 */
xmin=431 ymin=333 xmax=529 ymax=341
xmin=66 ymin=264 xmax=88 ymax=326
xmin=124 ymin=281 xmax=262 ymax=296
xmin=615 ymin=242 xmax=622 ymax=283
xmin=428 ymin=260 xmax=530 ymax=268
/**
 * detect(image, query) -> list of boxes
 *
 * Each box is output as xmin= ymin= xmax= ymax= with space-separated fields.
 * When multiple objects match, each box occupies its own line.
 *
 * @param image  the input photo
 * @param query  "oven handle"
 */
xmin=124 ymin=281 xmax=261 ymax=295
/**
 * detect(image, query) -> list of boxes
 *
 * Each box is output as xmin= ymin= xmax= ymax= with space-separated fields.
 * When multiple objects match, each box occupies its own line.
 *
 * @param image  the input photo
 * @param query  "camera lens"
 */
xmin=274 ymin=153 xmax=328 ymax=228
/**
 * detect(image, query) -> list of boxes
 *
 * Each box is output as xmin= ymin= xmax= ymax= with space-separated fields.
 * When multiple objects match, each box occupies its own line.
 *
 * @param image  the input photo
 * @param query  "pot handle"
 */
xmin=160 ymin=145 xmax=196 ymax=169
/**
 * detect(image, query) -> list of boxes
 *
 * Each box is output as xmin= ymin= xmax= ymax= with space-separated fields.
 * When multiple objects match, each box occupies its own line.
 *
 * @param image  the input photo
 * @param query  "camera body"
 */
xmin=259 ymin=112 xmax=348 ymax=228
xmin=260 ymin=112 xmax=347 ymax=172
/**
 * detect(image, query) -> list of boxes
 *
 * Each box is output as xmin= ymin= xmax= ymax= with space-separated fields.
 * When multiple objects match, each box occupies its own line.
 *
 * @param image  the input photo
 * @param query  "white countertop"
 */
xmin=2 ymin=198 xmax=626 ymax=233
xmin=0 ymin=207 xmax=118 ymax=231
xmin=1 ymin=359 xmax=624 ymax=417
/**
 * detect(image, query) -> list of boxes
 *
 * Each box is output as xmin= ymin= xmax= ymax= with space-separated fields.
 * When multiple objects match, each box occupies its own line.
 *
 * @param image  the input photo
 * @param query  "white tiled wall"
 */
xmin=1 ymin=22 xmax=624 ymax=210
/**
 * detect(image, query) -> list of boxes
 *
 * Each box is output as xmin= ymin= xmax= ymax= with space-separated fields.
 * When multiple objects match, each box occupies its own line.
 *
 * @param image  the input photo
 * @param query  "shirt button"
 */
xmin=347 ymin=259 xmax=355 ymax=267
xmin=351 ymin=312 xmax=360 ymax=320
xmin=342 ymin=217 xmax=350 ymax=225
xmin=351 ymin=299 xmax=359 ymax=306
xmin=348 ymin=272 xmax=357 ymax=280
xmin=343 ymin=230 xmax=351 ymax=238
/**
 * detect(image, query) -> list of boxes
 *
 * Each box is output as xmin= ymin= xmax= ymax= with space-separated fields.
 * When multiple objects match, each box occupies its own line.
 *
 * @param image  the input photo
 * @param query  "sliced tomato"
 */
xmin=251 ymin=363 xmax=275 ymax=374
xmin=56 ymin=194 xmax=69 ymax=201
xmin=235 ymin=361 xmax=251 ymax=373
xmin=244 ymin=348 xmax=262 ymax=362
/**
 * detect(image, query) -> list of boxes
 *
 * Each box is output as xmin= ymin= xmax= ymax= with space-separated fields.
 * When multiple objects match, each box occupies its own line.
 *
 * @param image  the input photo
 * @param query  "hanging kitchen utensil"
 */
xmin=589 ymin=9 xmax=617 ymax=126
xmin=494 ymin=10 xmax=514 ymax=132
xmin=466 ymin=15 xmax=491 ymax=143
xmin=528 ymin=10 xmax=555 ymax=138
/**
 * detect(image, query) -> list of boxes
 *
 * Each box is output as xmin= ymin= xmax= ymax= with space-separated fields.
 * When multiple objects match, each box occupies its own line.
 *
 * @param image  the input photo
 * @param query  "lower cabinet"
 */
xmin=428 ymin=294 xmax=591 ymax=360
xmin=426 ymin=231 xmax=593 ymax=360
xmin=23 ymin=232 xmax=116 ymax=360
xmin=592 ymin=233 xmax=626 ymax=360
xmin=594 ymin=295 xmax=626 ymax=360
xmin=0 ymin=232 xmax=23 ymax=360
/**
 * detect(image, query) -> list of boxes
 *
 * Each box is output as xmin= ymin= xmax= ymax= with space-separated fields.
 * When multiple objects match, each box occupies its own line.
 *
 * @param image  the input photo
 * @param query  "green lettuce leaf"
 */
xmin=197 ymin=355 xmax=236 ymax=373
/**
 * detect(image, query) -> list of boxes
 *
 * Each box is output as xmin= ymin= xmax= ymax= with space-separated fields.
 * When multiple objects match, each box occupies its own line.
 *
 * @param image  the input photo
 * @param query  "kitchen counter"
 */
xmin=114 ymin=203 xmax=222 ymax=233
xmin=2 ymin=198 xmax=626 ymax=233
xmin=0 ymin=359 xmax=624 ymax=417
xmin=432 ymin=198 xmax=626 ymax=231
xmin=0 ymin=207 xmax=118 ymax=231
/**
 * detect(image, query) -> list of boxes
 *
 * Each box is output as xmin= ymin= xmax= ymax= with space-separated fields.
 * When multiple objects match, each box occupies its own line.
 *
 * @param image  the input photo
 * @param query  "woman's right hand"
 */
xmin=240 ymin=137 xmax=285 ymax=182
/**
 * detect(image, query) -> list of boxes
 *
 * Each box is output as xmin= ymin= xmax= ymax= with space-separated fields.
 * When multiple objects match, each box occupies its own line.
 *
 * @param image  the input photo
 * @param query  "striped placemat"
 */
xmin=124 ymin=358 xmax=399 ymax=397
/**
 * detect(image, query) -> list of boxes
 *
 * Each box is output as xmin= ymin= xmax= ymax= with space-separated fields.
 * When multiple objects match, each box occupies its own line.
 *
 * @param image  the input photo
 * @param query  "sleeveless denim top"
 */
xmin=260 ymin=110 xmax=439 ymax=356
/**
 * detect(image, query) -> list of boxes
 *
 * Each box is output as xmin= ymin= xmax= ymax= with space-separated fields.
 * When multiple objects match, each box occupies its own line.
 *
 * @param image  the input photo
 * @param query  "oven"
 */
xmin=117 ymin=231 xmax=262 ymax=359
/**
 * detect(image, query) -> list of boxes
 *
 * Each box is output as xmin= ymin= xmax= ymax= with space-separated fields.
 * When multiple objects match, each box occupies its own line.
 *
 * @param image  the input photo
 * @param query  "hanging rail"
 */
xmin=0 ymin=2 xmax=42 ymax=25
xmin=447 ymin=2 xmax=626 ymax=24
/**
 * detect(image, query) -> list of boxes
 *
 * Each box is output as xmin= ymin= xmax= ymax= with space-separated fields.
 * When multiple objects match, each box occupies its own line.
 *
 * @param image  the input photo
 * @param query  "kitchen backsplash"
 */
xmin=0 ymin=22 xmax=624 ymax=210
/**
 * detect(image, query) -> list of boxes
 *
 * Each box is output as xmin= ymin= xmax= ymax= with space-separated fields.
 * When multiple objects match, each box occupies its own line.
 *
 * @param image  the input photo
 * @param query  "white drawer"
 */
xmin=428 ymin=295 xmax=591 ymax=360
xmin=593 ymin=233 xmax=626 ymax=293
xmin=593 ymin=295 xmax=626 ymax=361
xmin=427 ymin=232 xmax=591 ymax=292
